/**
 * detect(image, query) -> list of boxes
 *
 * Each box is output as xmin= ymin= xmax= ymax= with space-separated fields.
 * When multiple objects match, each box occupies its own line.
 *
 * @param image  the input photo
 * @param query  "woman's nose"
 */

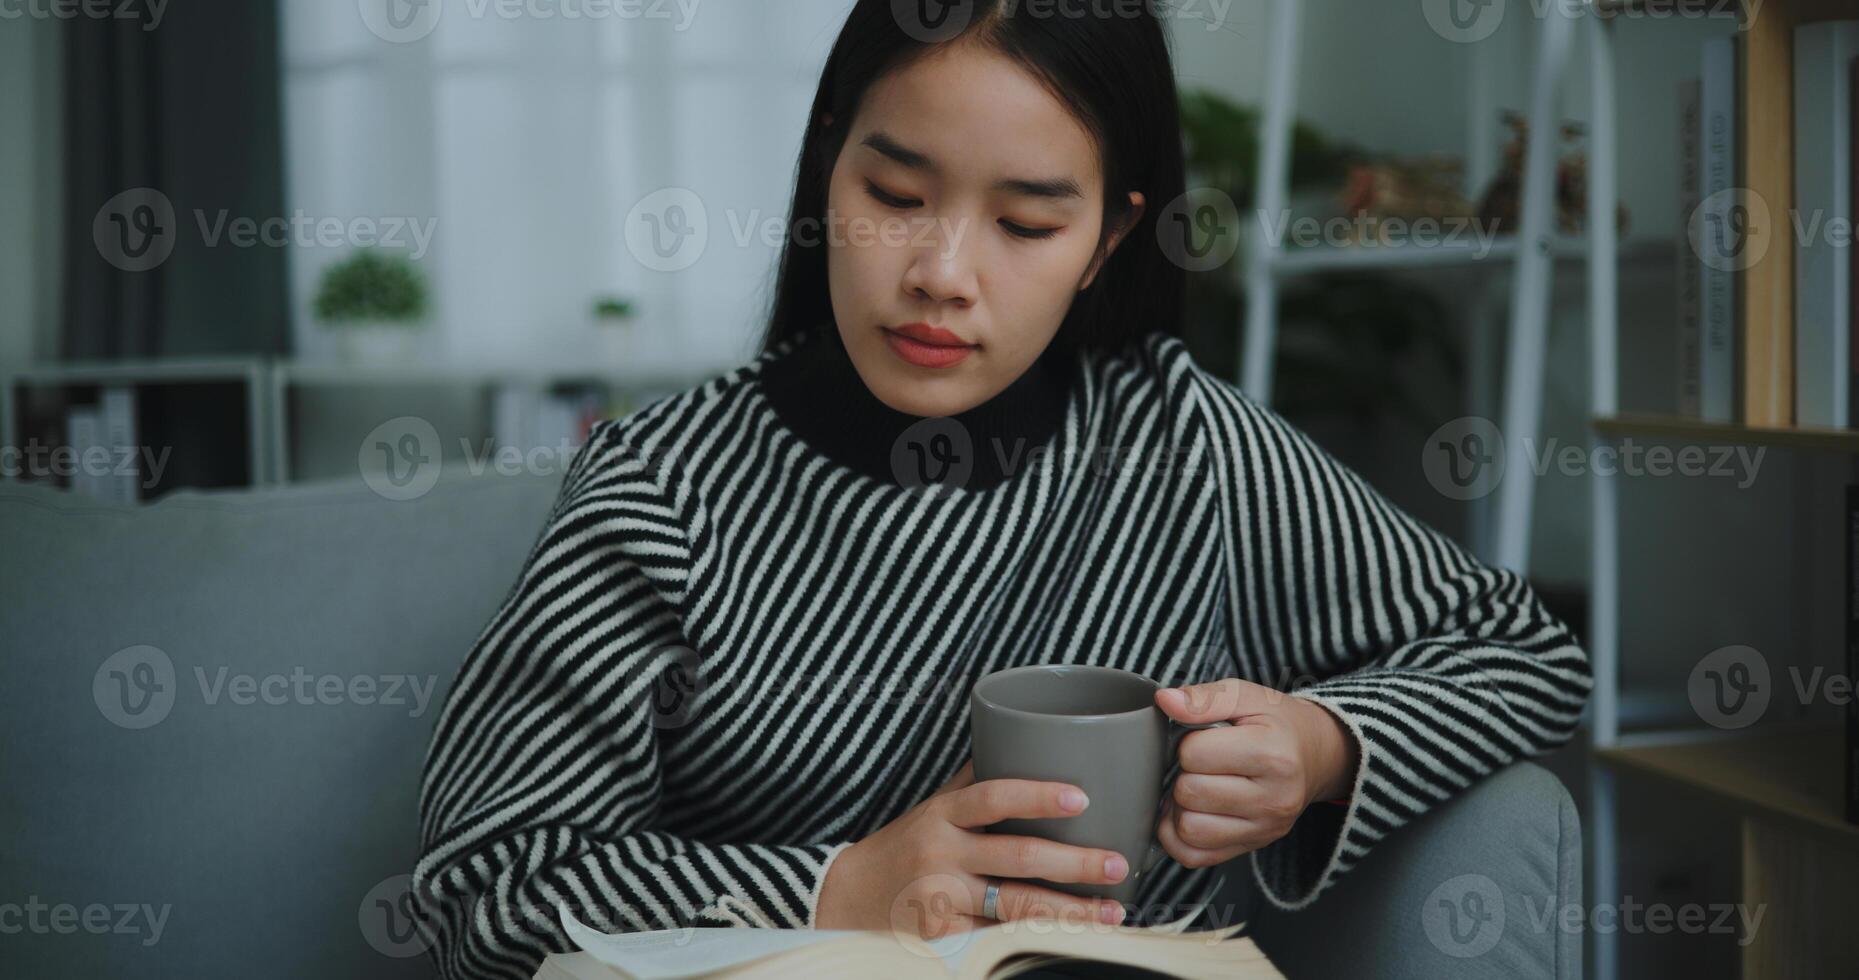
xmin=902 ymin=221 xmax=977 ymax=307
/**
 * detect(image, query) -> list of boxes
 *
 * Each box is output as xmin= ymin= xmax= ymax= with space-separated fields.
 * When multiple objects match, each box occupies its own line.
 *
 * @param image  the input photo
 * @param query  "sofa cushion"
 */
xmin=0 ymin=471 xmax=561 ymax=978
xmin=1242 ymin=761 xmax=1583 ymax=980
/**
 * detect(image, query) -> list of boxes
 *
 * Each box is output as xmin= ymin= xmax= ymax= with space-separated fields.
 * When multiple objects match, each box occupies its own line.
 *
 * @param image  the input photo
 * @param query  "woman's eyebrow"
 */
xmin=859 ymin=130 xmax=1083 ymax=201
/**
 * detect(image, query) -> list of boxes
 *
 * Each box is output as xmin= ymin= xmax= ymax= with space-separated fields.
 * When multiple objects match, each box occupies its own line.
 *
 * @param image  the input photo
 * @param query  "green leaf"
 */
xmin=313 ymin=250 xmax=428 ymax=325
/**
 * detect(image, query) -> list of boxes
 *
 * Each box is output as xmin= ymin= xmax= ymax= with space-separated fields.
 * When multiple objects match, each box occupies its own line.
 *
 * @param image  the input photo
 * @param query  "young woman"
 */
xmin=414 ymin=3 xmax=1592 ymax=977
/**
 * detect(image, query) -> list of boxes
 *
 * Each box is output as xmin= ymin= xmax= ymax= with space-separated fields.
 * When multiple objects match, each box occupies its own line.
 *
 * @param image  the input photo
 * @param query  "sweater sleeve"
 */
xmin=414 ymin=423 xmax=855 ymax=980
xmin=1188 ymin=364 xmax=1592 ymax=912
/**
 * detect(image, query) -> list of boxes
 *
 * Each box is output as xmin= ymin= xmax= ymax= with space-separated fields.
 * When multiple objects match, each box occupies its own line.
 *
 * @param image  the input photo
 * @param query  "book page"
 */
xmin=556 ymin=899 xmax=1240 ymax=979
xmin=557 ymin=906 xmax=968 ymax=979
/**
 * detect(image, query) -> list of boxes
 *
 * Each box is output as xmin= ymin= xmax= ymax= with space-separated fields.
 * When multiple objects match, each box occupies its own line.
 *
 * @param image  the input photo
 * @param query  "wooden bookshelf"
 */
xmin=1592 ymin=413 xmax=1859 ymax=452
xmin=1735 ymin=0 xmax=1859 ymax=426
xmin=1599 ymin=724 xmax=1859 ymax=977
xmin=1596 ymin=726 xmax=1855 ymax=844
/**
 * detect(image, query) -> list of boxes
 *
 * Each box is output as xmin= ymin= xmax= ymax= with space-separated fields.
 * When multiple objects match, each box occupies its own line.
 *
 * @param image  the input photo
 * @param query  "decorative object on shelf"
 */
xmin=1175 ymin=88 xmax=1458 ymax=428
xmin=1476 ymin=111 xmax=1630 ymax=237
xmin=312 ymin=249 xmax=429 ymax=363
xmin=1333 ymin=154 xmax=1477 ymax=245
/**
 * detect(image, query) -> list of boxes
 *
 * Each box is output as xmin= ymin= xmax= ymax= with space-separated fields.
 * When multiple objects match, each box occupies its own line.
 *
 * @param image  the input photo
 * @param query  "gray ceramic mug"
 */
xmin=968 ymin=663 xmax=1231 ymax=907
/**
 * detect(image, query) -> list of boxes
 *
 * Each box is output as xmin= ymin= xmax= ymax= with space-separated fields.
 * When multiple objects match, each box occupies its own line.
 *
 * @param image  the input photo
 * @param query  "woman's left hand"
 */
xmin=1151 ymin=678 xmax=1361 ymax=868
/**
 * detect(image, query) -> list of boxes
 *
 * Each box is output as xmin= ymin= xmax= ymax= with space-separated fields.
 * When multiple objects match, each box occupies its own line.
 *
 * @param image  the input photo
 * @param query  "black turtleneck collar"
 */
xmin=758 ymin=326 xmax=1075 ymax=493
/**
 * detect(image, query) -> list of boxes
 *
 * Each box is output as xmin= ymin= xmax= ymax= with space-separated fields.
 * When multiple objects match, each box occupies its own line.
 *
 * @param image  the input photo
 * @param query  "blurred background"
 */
xmin=3 ymin=1 xmax=1855 ymax=978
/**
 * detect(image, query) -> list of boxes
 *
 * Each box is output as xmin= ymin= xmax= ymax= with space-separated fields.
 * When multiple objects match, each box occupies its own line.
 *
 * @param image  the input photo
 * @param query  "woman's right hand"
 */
xmin=814 ymin=760 xmax=1130 ymax=937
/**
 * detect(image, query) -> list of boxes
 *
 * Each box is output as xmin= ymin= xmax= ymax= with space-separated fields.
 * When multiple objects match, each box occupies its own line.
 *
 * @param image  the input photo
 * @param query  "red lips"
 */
xmin=882 ymin=322 xmax=977 ymax=369
xmin=888 ymin=322 xmax=973 ymax=346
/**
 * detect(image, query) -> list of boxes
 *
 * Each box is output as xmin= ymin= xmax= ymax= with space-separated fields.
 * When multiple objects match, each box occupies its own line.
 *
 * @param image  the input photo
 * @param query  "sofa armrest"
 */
xmin=1237 ymin=761 xmax=1583 ymax=980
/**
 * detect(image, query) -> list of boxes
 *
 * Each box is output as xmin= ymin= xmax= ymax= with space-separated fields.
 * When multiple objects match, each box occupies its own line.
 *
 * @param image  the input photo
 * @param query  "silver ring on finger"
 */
xmin=982 ymin=878 xmax=1001 ymax=920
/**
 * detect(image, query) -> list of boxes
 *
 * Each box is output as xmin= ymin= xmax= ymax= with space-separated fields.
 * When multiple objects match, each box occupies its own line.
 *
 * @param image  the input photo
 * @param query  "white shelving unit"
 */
xmin=1242 ymin=0 xmax=1619 ymax=577
xmin=266 ymin=361 xmax=696 ymax=484
xmin=2 ymin=358 xmax=701 ymax=496
xmin=1239 ymin=5 xmax=1713 ymax=980
xmin=1252 ymin=3 xmax=1859 ymax=977
xmin=0 ymin=358 xmax=272 ymax=491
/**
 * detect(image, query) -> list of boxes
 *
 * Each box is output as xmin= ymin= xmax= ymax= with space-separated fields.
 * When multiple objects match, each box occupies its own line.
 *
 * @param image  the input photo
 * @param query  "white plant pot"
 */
xmin=331 ymin=320 xmax=422 ymax=364
xmin=593 ymin=318 xmax=645 ymax=372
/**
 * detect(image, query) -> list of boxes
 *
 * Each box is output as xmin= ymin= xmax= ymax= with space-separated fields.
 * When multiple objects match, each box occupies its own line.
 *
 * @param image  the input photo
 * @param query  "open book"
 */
xmin=534 ymin=903 xmax=1284 ymax=980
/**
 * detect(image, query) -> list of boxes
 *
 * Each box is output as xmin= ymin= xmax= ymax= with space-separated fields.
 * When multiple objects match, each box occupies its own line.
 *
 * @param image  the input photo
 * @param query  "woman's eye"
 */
xmin=1002 ymin=220 xmax=1060 ymax=241
xmin=863 ymin=180 xmax=919 ymax=209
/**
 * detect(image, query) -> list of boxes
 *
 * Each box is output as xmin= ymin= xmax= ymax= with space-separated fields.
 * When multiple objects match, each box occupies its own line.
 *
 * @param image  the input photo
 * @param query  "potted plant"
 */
xmin=313 ymin=250 xmax=429 ymax=363
xmin=1175 ymin=89 xmax=1462 ymax=431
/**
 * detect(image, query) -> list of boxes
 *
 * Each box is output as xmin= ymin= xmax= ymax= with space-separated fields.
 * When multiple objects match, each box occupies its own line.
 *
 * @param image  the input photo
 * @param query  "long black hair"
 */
xmin=758 ymin=0 xmax=1187 ymax=357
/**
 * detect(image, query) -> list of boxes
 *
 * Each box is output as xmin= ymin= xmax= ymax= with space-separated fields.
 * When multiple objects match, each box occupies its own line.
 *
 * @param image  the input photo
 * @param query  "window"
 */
xmin=280 ymin=0 xmax=848 ymax=375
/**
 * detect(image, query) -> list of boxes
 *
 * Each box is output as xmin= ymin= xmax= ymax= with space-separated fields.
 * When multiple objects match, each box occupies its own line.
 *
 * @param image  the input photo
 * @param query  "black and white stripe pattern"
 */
xmin=414 ymin=330 xmax=1592 ymax=979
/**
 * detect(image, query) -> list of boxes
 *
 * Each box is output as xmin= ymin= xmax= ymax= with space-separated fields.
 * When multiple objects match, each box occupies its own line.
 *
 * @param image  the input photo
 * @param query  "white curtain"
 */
xmin=279 ymin=0 xmax=851 ymax=376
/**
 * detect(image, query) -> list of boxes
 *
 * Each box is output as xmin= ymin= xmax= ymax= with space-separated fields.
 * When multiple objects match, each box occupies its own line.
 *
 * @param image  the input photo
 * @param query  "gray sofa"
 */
xmin=0 ymin=472 xmax=1581 ymax=979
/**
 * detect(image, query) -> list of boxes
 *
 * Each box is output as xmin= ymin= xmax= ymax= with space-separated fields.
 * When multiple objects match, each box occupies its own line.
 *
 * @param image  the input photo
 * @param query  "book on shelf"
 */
xmin=1848 ymin=485 xmax=1859 ymax=825
xmin=493 ymin=384 xmax=612 ymax=453
xmin=99 ymin=386 xmax=139 ymax=504
xmin=1677 ymin=77 xmax=1703 ymax=419
xmin=1793 ymin=21 xmax=1859 ymax=428
xmin=535 ymin=904 xmax=1280 ymax=980
xmin=62 ymin=387 xmax=139 ymax=503
xmin=1696 ymin=35 xmax=1737 ymax=424
xmin=64 ymin=407 xmax=102 ymax=500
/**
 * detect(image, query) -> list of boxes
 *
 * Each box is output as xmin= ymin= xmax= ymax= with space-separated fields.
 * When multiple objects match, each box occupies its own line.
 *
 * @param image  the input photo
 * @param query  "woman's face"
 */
xmin=823 ymin=41 xmax=1145 ymax=417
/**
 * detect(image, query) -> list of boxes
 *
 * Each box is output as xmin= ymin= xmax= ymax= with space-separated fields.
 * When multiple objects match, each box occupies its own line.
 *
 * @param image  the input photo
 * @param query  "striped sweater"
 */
xmin=414 ymin=327 xmax=1592 ymax=979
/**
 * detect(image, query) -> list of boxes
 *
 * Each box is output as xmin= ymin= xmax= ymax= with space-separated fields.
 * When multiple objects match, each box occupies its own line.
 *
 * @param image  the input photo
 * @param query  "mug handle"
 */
xmin=1141 ymin=718 xmax=1233 ymax=875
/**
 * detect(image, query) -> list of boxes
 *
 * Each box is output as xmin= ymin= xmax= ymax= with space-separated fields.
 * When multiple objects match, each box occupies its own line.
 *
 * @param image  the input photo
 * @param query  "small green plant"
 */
xmin=592 ymin=296 xmax=636 ymax=320
xmin=1177 ymin=89 xmax=1360 ymax=209
xmin=1175 ymin=88 xmax=1461 ymax=427
xmin=313 ymin=250 xmax=427 ymax=326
